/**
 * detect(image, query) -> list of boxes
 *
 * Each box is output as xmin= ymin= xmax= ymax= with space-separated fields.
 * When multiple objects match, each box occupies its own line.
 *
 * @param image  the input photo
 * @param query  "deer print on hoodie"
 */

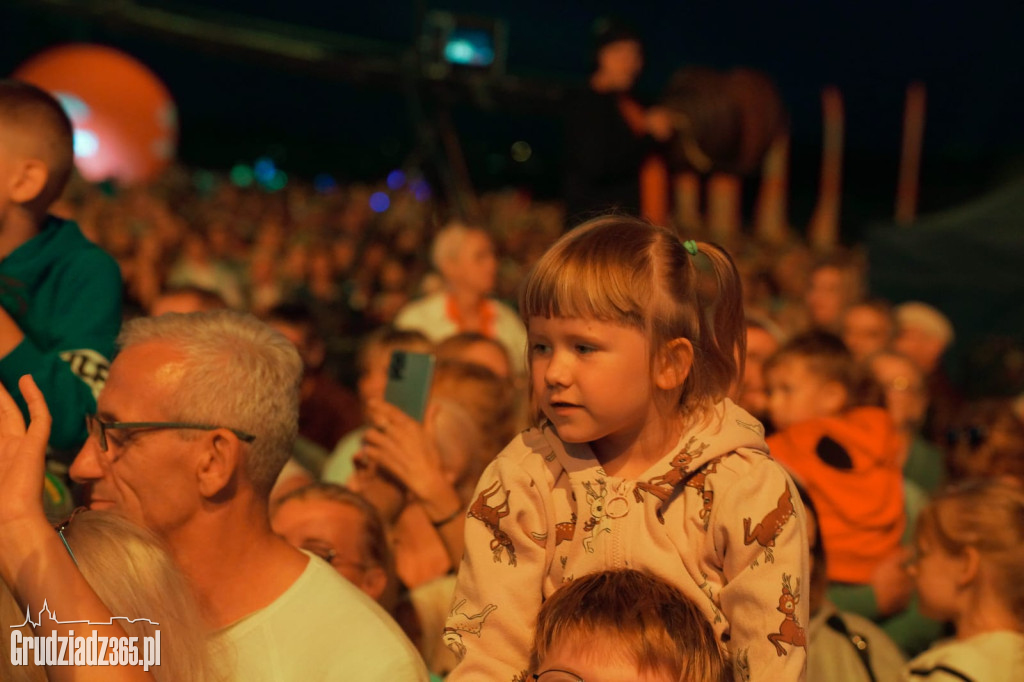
xmin=446 ymin=399 xmax=809 ymax=682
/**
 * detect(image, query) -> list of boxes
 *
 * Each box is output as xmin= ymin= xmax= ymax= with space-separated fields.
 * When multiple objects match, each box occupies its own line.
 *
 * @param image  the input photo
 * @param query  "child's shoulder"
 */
xmin=4 ymin=216 xmax=118 ymax=283
xmin=491 ymin=424 xmax=603 ymax=486
xmin=686 ymin=401 xmax=772 ymax=473
xmin=491 ymin=426 xmax=559 ymax=471
xmin=707 ymin=445 xmax=790 ymax=484
xmin=42 ymin=216 xmax=113 ymax=259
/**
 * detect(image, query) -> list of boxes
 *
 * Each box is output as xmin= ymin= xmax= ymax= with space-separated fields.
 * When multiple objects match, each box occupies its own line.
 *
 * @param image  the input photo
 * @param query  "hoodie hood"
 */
xmin=540 ymin=398 xmax=769 ymax=482
xmin=766 ymin=406 xmax=904 ymax=583
xmin=766 ymin=406 xmax=903 ymax=475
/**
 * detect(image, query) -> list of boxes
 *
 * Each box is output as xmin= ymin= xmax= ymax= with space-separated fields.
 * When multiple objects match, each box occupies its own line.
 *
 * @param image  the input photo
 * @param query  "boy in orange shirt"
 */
xmin=765 ymin=332 xmax=906 ymax=609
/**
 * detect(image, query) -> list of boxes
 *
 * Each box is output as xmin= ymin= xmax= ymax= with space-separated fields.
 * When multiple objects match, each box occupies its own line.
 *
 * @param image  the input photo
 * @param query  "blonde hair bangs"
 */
xmin=520 ymin=216 xmax=744 ymax=418
xmin=521 ymin=218 xmax=693 ymax=335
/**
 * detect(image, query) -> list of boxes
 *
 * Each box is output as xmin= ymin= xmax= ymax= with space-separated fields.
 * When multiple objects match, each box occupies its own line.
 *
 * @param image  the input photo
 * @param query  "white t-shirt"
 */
xmin=219 ymin=553 xmax=429 ymax=681
xmin=393 ymin=292 xmax=528 ymax=376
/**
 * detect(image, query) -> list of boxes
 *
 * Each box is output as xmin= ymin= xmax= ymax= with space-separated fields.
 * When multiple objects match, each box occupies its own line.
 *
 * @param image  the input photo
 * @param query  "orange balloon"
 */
xmin=13 ymin=44 xmax=178 ymax=184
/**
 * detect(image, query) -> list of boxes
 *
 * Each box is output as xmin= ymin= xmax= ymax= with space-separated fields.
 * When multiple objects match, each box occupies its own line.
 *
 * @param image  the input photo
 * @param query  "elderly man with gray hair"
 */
xmin=394 ymin=222 xmax=527 ymax=377
xmin=0 ymin=310 xmax=428 ymax=681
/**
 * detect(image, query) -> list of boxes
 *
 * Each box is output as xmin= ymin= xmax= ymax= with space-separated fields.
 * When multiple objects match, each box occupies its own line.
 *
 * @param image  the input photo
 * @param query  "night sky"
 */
xmin=2 ymin=0 xmax=1022 ymax=233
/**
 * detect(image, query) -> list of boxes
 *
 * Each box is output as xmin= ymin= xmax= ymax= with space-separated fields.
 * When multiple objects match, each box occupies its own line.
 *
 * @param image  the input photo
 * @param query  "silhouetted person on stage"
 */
xmin=563 ymin=20 xmax=672 ymax=226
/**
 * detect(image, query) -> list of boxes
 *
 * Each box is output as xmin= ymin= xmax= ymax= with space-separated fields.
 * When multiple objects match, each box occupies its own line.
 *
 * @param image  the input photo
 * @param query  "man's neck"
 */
xmin=166 ymin=501 xmax=308 ymax=630
xmin=0 ymin=209 xmax=44 ymax=261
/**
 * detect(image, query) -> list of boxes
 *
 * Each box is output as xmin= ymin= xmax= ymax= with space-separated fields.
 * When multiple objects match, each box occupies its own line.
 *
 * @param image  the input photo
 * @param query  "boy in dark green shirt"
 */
xmin=0 ymin=80 xmax=121 ymax=460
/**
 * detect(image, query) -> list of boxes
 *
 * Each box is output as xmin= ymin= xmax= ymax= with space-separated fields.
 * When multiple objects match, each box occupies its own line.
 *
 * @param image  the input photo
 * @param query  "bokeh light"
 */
xmin=192 ymin=169 xmax=216 ymax=195
xmin=230 ymin=164 xmax=254 ymax=187
xmin=386 ymin=169 xmax=406 ymax=190
xmin=73 ymin=129 xmax=100 ymax=158
xmin=511 ymin=140 xmax=532 ymax=162
xmin=411 ymin=178 xmax=432 ymax=202
xmin=314 ymin=173 xmax=338 ymax=194
xmin=266 ymin=169 xmax=288 ymax=192
xmin=369 ymin=191 xmax=391 ymax=212
xmin=14 ymin=44 xmax=178 ymax=184
xmin=254 ymin=157 xmax=277 ymax=184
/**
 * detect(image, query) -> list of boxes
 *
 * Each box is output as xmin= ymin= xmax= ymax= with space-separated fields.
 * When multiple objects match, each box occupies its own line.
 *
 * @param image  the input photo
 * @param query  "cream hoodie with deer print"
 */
xmin=444 ymin=399 xmax=808 ymax=682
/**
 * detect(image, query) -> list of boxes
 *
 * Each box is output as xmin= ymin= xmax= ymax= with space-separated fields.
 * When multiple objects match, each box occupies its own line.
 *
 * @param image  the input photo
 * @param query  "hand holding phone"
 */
xmin=383 ymin=350 xmax=435 ymax=422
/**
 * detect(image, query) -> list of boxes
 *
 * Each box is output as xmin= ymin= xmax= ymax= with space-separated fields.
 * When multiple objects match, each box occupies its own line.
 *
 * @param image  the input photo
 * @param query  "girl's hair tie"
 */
xmin=683 ymin=239 xmax=699 ymax=256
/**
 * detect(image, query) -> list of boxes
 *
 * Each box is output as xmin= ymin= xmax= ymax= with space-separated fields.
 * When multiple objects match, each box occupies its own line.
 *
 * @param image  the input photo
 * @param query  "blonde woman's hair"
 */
xmin=917 ymin=479 xmax=1024 ymax=626
xmin=530 ymin=569 xmax=730 ymax=682
xmin=68 ymin=512 xmax=223 ymax=681
xmin=1 ymin=511 xmax=222 ymax=681
xmin=118 ymin=310 xmax=302 ymax=496
xmin=520 ymin=215 xmax=744 ymax=421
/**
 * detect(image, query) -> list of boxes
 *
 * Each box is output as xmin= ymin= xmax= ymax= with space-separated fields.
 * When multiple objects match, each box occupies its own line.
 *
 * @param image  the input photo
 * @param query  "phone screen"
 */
xmin=383 ymin=350 xmax=435 ymax=422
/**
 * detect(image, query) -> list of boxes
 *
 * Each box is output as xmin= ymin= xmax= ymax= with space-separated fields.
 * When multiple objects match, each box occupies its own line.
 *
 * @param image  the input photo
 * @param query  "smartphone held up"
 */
xmin=383 ymin=350 xmax=435 ymax=422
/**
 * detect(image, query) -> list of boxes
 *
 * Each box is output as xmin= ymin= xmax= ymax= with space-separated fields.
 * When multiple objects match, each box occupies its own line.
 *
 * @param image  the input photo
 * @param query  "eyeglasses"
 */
xmin=534 ymin=671 xmax=585 ymax=682
xmin=85 ymin=414 xmax=256 ymax=453
xmin=55 ymin=506 xmax=88 ymax=567
xmin=301 ymin=540 xmax=371 ymax=573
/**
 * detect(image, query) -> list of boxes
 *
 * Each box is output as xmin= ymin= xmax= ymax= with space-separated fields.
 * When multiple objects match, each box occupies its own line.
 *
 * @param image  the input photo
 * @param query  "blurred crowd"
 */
xmin=43 ymin=160 xmax=1022 ymax=678
xmin=2 ymin=67 xmax=1022 ymax=682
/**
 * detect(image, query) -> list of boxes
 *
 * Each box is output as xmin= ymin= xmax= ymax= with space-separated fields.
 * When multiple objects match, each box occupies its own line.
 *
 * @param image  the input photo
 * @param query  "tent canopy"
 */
xmin=867 ymin=175 xmax=1024 ymax=396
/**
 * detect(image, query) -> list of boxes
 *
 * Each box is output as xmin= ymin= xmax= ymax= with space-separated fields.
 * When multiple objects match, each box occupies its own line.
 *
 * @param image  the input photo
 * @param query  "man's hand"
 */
xmin=0 ymin=375 xmax=157 ymax=681
xmin=0 ymin=374 xmax=50 ymax=527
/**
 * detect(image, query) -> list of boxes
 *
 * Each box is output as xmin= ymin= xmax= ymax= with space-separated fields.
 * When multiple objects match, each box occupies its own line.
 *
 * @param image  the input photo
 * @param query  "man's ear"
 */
xmin=655 ymin=337 xmax=694 ymax=391
xmin=820 ymin=381 xmax=849 ymax=415
xmin=196 ymin=431 xmax=242 ymax=498
xmin=9 ymin=159 xmax=48 ymax=205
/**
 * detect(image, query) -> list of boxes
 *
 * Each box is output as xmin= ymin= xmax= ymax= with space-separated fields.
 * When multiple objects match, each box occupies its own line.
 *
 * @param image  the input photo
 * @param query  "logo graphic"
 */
xmin=9 ymin=601 xmax=161 ymax=671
